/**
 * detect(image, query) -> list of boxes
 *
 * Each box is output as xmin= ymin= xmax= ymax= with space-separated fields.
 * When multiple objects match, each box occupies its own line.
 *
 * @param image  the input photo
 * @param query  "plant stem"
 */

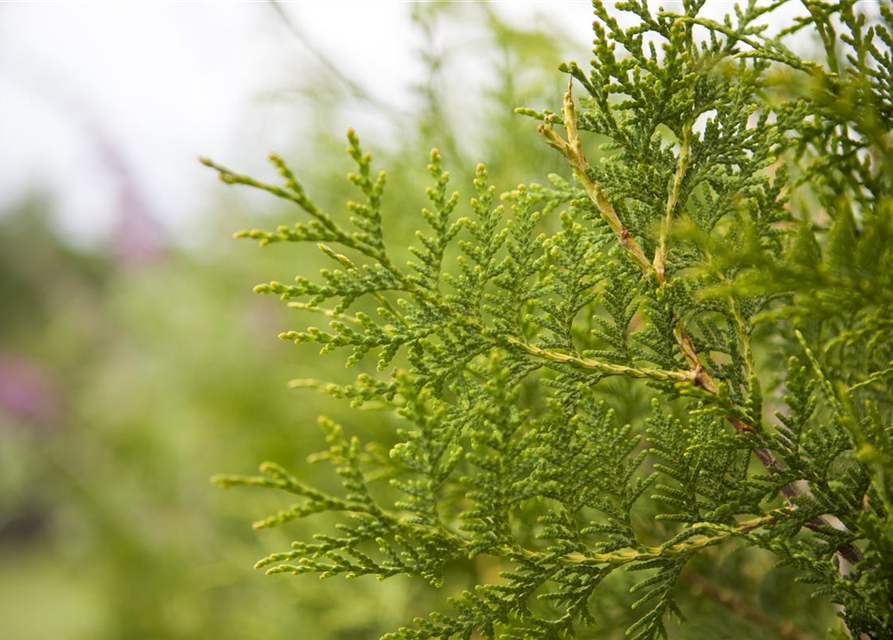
xmin=654 ymin=120 xmax=692 ymax=284
xmin=507 ymin=338 xmax=695 ymax=383
xmin=537 ymin=81 xmax=654 ymax=276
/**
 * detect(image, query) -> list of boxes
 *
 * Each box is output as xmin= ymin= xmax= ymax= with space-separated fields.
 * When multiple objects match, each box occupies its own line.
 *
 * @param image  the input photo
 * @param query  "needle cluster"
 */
xmin=207 ymin=2 xmax=893 ymax=638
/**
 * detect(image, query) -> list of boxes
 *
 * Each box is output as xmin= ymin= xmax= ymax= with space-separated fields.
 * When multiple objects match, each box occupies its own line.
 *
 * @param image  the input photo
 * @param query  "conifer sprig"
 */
xmin=208 ymin=1 xmax=893 ymax=637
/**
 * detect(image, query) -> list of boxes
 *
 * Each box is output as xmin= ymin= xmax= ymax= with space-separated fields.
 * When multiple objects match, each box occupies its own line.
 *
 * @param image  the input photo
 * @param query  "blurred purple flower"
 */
xmin=0 ymin=352 xmax=60 ymax=428
xmin=109 ymin=193 xmax=168 ymax=266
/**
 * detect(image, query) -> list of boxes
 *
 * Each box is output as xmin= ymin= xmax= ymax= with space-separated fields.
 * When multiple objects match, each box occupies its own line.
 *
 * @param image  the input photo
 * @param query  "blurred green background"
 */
xmin=0 ymin=4 xmax=837 ymax=639
xmin=0 ymin=6 xmax=570 ymax=639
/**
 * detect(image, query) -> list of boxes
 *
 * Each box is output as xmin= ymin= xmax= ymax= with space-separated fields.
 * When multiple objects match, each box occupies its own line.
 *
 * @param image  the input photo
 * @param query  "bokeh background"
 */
xmin=0 ymin=3 xmax=586 ymax=638
xmin=0 ymin=2 xmax=836 ymax=639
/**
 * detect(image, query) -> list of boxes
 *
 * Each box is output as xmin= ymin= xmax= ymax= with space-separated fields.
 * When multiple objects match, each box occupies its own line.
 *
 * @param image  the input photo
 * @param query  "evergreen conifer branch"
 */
xmin=535 ymin=69 xmax=837 ymax=550
xmin=208 ymin=1 xmax=893 ymax=637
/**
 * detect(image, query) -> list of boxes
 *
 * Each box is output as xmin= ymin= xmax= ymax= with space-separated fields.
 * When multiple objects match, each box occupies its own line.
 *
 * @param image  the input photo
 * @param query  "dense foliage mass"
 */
xmin=208 ymin=1 xmax=893 ymax=638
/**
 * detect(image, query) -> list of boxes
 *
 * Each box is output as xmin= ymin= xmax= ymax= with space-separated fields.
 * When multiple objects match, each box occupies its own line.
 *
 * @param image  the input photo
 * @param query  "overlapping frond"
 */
xmin=208 ymin=1 xmax=893 ymax=638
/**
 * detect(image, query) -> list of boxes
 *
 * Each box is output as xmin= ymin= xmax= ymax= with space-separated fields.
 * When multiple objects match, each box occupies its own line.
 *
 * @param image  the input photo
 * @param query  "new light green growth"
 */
xmin=206 ymin=2 xmax=893 ymax=638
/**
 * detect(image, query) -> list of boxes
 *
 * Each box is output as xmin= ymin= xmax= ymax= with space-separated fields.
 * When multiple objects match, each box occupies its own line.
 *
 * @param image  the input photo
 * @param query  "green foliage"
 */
xmin=209 ymin=2 xmax=893 ymax=638
xmin=0 ymin=7 xmax=588 ymax=640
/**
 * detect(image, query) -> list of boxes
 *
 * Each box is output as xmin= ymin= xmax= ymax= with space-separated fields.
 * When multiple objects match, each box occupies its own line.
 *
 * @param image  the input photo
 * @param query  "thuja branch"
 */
xmin=540 ymin=80 xmax=864 ymax=569
xmin=219 ymin=458 xmax=779 ymax=570
xmin=555 ymin=513 xmax=778 ymax=567
xmin=209 ymin=2 xmax=893 ymax=637
xmin=508 ymin=338 xmax=694 ymax=382
xmin=654 ymin=120 xmax=691 ymax=285
xmin=537 ymin=82 xmax=654 ymax=276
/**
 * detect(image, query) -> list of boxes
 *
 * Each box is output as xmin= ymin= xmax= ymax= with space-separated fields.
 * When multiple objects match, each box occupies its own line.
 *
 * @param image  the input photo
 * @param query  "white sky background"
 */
xmin=0 ymin=1 xmax=427 ymax=246
xmin=0 ymin=1 xmax=811 ymax=249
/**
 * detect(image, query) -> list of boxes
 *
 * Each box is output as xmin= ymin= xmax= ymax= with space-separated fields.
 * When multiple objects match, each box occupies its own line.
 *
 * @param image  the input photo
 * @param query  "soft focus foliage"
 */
xmin=0 ymin=6 xmax=567 ymax=640
xmin=208 ymin=2 xmax=893 ymax=639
